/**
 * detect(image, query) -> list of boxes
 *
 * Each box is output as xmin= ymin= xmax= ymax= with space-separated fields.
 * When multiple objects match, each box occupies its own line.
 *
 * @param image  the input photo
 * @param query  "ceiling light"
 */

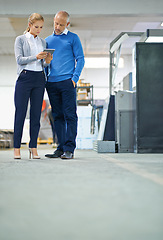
xmin=140 ymin=29 xmax=163 ymax=43
xmin=145 ymin=37 xmax=163 ymax=42
xmin=84 ymin=57 xmax=124 ymax=69
xmin=84 ymin=57 xmax=109 ymax=68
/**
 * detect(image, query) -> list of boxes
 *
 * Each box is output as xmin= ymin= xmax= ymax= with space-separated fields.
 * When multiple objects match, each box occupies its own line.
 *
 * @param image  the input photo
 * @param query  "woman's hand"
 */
xmin=45 ymin=53 xmax=53 ymax=64
xmin=36 ymin=51 xmax=48 ymax=60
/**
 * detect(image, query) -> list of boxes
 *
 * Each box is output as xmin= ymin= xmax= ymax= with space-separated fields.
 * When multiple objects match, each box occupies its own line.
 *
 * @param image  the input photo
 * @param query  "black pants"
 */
xmin=47 ymin=109 xmax=58 ymax=144
xmin=46 ymin=79 xmax=77 ymax=153
xmin=14 ymin=70 xmax=45 ymax=148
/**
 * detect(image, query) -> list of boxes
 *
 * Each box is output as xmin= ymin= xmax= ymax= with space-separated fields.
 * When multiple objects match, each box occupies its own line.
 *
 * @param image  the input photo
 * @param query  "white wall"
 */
xmin=80 ymin=68 xmax=109 ymax=100
xmin=0 ymin=55 xmax=17 ymax=87
xmin=0 ymin=86 xmax=15 ymax=129
xmin=0 ymin=55 xmax=16 ymax=129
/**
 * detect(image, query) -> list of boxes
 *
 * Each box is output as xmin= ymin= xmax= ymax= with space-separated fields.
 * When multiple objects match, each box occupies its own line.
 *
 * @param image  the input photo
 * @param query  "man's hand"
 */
xmin=72 ymin=80 xmax=76 ymax=87
xmin=45 ymin=53 xmax=53 ymax=64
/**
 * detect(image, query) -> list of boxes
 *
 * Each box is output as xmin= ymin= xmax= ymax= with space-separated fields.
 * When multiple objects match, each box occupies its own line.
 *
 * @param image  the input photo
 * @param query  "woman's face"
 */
xmin=29 ymin=20 xmax=44 ymax=37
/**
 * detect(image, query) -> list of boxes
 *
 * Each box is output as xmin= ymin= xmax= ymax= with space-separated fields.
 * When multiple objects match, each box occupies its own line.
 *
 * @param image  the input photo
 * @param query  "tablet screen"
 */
xmin=43 ymin=49 xmax=55 ymax=54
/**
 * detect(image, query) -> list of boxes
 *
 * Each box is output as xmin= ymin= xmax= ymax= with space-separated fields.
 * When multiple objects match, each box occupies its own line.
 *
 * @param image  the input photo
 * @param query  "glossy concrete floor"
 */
xmin=0 ymin=145 xmax=163 ymax=240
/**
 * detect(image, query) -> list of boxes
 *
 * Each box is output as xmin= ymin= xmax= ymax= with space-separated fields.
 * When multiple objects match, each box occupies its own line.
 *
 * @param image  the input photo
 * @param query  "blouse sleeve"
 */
xmin=14 ymin=36 xmax=37 ymax=65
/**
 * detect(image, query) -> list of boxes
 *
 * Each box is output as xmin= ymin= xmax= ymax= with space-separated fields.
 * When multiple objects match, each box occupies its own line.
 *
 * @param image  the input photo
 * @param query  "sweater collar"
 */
xmin=53 ymin=28 xmax=68 ymax=36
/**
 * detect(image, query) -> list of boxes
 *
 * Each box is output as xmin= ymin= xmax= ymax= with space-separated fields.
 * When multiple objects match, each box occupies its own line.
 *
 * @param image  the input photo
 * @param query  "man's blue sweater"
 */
xmin=45 ymin=31 xmax=85 ymax=83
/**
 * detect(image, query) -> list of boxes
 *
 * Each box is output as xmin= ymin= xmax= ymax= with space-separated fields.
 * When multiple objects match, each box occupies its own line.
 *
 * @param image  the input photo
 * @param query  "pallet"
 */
xmin=37 ymin=138 xmax=53 ymax=145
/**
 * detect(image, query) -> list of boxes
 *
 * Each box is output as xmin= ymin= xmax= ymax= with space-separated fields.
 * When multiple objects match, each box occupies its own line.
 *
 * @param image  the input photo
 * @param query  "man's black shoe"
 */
xmin=61 ymin=151 xmax=74 ymax=159
xmin=45 ymin=149 xmax=63 ymax=158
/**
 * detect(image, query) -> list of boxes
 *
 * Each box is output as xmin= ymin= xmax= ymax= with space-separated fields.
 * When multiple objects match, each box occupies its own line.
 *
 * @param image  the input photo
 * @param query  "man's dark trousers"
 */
xmin=46 ymin=79 xmax=78 ymax=153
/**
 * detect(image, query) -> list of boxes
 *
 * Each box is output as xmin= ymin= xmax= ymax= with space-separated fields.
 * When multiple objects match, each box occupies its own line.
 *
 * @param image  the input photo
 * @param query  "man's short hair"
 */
xmin=55 ymin=11 xmax=70 ymax=23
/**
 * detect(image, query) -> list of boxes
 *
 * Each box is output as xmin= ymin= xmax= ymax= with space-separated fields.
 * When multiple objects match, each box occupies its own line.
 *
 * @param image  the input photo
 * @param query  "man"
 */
xmin=45 ymin=11 xmax=85 ymax=159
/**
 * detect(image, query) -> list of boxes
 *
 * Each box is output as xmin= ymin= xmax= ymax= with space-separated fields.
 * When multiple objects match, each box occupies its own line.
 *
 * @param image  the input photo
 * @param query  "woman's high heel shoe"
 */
xmin=14 ymin=148 xmax=21 ymax=159
xmin=29 ymin=148 xmax=40 ymax=159
xmin=14 ymin=155 xmax=21 ymax=159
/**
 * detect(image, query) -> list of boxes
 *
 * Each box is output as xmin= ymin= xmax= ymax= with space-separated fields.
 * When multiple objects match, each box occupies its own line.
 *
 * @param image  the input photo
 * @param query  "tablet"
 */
xmin=43 ymin=49 xmax=55 ymax=54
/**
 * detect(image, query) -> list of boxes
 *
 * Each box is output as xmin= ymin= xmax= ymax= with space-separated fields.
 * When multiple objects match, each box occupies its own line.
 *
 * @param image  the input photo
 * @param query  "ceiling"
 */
xmin=0 ymin=14 xmax=163 ymax=56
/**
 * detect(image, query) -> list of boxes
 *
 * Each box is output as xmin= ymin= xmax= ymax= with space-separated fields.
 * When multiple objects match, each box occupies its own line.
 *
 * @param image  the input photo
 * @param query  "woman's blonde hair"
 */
xmin=24 ymin=13 xmax=44 ymax=34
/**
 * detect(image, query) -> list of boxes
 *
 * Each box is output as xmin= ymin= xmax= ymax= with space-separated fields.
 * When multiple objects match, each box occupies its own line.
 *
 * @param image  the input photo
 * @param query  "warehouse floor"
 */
xmin=0 ymin=145 xmax=163 ymax=240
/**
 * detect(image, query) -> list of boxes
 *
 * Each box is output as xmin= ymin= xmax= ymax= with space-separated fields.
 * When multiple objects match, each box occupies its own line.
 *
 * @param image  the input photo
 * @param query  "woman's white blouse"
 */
xmin=25 ymin=32 xmax=44 ymax=71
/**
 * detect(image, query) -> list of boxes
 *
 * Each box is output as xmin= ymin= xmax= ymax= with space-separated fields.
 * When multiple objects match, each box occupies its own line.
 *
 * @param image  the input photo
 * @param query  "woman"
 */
xmin=14 ymin=13 xmax=52 ymax=159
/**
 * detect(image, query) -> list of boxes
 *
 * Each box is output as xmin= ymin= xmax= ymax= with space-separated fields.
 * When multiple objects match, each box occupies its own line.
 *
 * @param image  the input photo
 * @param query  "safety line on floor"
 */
xmin=100 ymin=155 xmax=163 ymax=186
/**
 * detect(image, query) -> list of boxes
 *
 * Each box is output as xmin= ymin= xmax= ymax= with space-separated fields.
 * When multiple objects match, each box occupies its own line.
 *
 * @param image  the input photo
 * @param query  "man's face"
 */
xmin=54 ymin=14 xmax=69 ymax=35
